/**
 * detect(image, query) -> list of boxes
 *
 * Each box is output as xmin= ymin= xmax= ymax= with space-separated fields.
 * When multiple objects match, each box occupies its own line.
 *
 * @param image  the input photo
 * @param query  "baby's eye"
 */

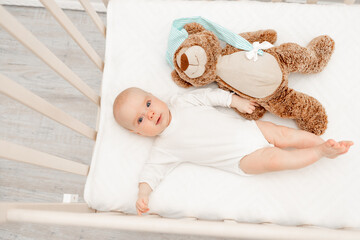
xmin=146 ymin=100 xmax=151 ymax=107
xmin=138 ymin=117 xmax=143 ymax=124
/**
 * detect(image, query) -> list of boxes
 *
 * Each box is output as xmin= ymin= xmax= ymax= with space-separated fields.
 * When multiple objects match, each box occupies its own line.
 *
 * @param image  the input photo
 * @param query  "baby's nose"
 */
xmin=147 ymin=110 xmax=155 ymax=120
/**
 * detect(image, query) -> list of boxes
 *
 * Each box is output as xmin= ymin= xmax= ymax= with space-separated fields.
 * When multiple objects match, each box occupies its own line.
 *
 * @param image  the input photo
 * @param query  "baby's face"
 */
xmin=114 ymin=88 xmax=171 ymax=137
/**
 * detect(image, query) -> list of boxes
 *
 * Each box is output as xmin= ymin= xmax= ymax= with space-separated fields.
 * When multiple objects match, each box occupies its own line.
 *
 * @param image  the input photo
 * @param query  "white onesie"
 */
xmin=139 ymin=88 xmax=272 ymax=190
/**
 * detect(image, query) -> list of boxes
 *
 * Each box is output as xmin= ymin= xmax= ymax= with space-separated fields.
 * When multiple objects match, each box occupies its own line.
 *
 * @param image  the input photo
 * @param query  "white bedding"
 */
xmin=84 ymin=0 xmax=360 ymax=228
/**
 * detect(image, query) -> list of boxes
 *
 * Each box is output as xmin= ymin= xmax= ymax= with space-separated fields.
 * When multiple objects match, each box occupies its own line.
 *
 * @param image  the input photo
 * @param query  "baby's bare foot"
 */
xmin=339 ymin=141 xmax=354 ymax=154
xmin=319 ymin=139 xmax=354 ymax=159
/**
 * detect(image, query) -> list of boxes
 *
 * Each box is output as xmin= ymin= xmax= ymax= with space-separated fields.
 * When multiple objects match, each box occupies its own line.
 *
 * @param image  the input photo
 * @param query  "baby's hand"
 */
xmin=230 ymin=94 xmax=258 ymax=114
xmin=136 ymin=196 xmax=149 ymax=216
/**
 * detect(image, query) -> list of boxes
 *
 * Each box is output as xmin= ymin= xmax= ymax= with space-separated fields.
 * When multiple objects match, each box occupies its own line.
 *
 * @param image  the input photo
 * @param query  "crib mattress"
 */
xmin=84 ymin=0 xmax=360 ymax=228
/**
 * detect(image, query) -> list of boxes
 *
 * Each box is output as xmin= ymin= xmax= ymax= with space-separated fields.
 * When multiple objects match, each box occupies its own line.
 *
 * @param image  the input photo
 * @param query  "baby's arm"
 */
xmin=137 ymin=152 xmax=178 ymax=216
xmin=178 ymin=88 xmax=257 ymax=113
xmin=136 ymin=182 xmax=152 ymax=216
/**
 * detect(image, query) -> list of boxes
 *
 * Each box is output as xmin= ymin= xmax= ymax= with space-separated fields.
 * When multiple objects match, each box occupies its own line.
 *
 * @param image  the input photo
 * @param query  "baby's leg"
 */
xmin=256 ymin=120 xmax=324 ymax=149
xmin=239 ymin=140 xmax=353 ymax=174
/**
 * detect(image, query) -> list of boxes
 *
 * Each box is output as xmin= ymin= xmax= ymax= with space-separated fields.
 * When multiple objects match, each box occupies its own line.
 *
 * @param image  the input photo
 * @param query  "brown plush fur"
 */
xmin=171 ymin=23 xmax=335 ymax=135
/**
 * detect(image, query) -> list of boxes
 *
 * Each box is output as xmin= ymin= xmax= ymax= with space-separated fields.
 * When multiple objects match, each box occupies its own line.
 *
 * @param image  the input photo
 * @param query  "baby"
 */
xmin=113 ymin=87 xmax=353 ymax=216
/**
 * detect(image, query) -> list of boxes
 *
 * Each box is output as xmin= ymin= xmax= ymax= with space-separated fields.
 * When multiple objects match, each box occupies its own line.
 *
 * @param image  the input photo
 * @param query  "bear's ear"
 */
xmin=184 ymin=22 xmax=206 ymax=35
xmin=171 ymin=70 xmax=193 ymax=88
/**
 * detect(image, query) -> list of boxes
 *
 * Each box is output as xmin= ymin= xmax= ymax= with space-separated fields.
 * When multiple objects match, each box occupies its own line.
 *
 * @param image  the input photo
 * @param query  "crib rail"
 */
xmin=0 ymin=140 xmax=89 ymax=176
xmin=271 ymin=0 xmax=356 ymax=3
xmin=0 ymin=5 xmax=100 ymax=106
xmin=40 ymin=0 xmax=105 ymax=70
xmin=79 ymin=0 xmax=106 ymax=37
xmin=0 ymin=202 xmax=95 ymax=223
xmin=0 ymin=73 xmax=97 ymax=140
xmin=102 ymin=0 xmax=109 ymax=7
xmin=0 ymin=2 xmax=101 ymax=176
xmin=1 ymin=203 xmax=359 ymax=240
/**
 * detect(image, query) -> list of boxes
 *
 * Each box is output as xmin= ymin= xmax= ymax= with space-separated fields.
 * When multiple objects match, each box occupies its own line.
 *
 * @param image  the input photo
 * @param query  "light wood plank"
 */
xmin=1 ymin=202 xmax=94 ymax=224
xmin=39 ymin=0 xmax=105 ymax=70
xmin=0 ymin=73 xmax=97 ymax=140
xmin=0 ymin=5 xmax=100 ymax=106
xmin=6 ymin=209 xmax=360 ymax=240
xmin=79 ymin=0 xmax=106 ymax=37
xmin=344 ymin=0 xmax=356 ymax=4
xmin=0 ymin=140 xmax=89 ymax=176
xmin=102 ymin=0 xmax=109 ymax=8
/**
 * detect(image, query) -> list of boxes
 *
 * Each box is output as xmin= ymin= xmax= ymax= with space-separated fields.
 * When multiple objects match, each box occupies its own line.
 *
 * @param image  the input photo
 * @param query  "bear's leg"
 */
xmin=236 ymin=106 xmax=267 ymax=121
xmin=273 ymin=35 xmax=335 ymax=74
xmin=266 ymin=87 xmax=327 ymax=135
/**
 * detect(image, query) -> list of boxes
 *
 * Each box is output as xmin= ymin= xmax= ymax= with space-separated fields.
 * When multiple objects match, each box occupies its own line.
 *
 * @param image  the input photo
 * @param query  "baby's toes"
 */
xmin=332 ymin=141 xmax=342 ymax=150
xmin=340 ymin=141 xmax=354 ymax=148
xmin=326 ymin=139 xmax=336 ymax=147
xmin=339 ymin=146 xmax=347 ymax=153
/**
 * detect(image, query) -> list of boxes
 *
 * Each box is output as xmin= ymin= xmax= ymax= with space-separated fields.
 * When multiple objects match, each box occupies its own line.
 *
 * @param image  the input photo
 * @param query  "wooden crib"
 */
xmin=1 ymin=0 xmax=359 ymax=239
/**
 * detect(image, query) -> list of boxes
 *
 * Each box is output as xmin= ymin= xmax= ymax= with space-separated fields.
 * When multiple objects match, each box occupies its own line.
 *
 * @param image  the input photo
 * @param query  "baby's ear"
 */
xmin=184 ymin=22 xmax=206 ymax=35
xmin=171 ymin=70 xmax=193 ymax=88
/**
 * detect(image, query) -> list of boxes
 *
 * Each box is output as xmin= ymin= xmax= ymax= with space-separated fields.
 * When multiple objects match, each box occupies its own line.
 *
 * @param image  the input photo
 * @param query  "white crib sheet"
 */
xmin=84 ymin=0 xmax=360 ymax=228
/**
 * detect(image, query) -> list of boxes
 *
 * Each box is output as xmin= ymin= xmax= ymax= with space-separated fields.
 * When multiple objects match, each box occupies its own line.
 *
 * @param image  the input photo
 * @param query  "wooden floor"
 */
xmin=0 ymin=5 xmax=225 ymax=240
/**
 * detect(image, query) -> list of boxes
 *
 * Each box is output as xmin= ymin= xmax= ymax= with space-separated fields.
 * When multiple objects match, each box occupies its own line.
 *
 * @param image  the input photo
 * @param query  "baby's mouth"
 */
xmin=156 ymin=114 xmax=162 ymax=125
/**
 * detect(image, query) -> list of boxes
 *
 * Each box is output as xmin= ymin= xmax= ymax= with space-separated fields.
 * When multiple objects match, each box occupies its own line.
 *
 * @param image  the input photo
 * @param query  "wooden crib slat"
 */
xmin=344 ymin=0 xmax=355 ymax=4
xmin=0 ymin=5 xmax=100 ymax=106
xmin=102 ymin=0 xmax=109 ymax=8
xmin=39 ymin=0 xmax=105 ymax=70
xmin=5 ymin=209 xmax=360 ymax=240
xmin=78 ymin=0 xmax=106 ymax=38
xmin=0 ymin=140 xmax=89 ymax=176
xmin=0 ymin=73 xmax=97 ymax=140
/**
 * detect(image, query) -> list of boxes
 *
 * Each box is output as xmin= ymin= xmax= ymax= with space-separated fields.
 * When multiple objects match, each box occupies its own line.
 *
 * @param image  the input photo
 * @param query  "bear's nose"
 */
xmin=180 ymin=53 xmax=189 ymax=71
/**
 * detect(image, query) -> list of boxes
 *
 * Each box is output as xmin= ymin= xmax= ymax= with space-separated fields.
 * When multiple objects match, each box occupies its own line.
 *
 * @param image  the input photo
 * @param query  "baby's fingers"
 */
xmin=136 ymin=202 xmax=149 ymax=213
xmin=250 ymin=101 xmax=259 ymax=107
xmin=136 ymin=202 xmax=145 ymax=212
xmin=136 ymin=205 xmax=149 ymax=216
xmin=245 ymin=107 xmax=254 ymax=114
xmin=136 ymin=208 xmax=142 ymax=216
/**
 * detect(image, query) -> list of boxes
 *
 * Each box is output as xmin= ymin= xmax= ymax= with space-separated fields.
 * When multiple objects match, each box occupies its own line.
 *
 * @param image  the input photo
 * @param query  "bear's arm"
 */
xmin=171 ymin=70 xmax=193 ymax=88
xmin=240 ymin=29 xmax=277 ymax=45
xmin=222 ymin=29 xmax=277 ymax=55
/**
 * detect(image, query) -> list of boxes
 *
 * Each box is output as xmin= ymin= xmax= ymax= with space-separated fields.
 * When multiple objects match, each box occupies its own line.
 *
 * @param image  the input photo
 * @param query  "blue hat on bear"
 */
xmin=166 ymin=16 xmax=268 ymax=68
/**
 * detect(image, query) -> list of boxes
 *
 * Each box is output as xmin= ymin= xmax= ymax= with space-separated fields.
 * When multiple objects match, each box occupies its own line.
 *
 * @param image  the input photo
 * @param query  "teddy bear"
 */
xmin=170 ymin=22 xmax=335 ymax=135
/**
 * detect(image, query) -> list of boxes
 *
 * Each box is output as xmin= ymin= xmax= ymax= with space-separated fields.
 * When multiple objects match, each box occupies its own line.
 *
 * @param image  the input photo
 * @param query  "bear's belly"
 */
xmin=216 ymin=51 xmax=282 ymax=98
